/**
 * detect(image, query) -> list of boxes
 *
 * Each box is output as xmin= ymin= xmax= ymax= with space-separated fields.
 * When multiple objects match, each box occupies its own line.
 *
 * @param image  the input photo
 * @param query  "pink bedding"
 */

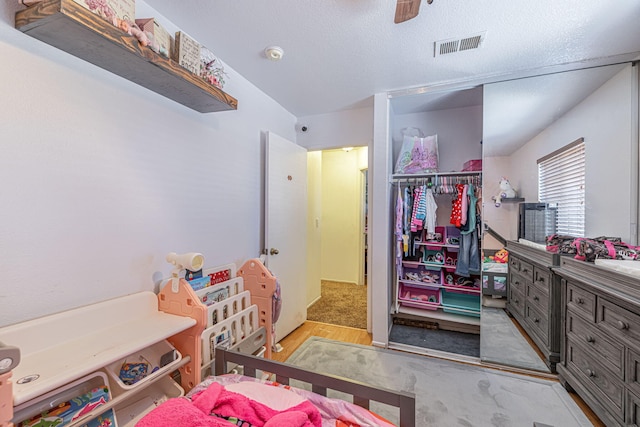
xmin=136 ymin=374 xmax=396 ymax=427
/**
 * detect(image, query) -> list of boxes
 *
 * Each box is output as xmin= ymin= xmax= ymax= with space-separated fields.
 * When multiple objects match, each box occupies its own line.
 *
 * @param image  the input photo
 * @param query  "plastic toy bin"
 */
xmin=482 ymin=262 xmax=509 ymax=297
xmin=398 ymin=283 xmax=441 ymax=310
xmin=12 ymin=371 xmax=118 ymax=427
xmin=444 ymin=226 xmax=461 ymax=252
xmin=423 ymin=225 xmax=446 ymax=248
xmin=441 ymin=289 xmax=480 ymax=317
xmin=106 ymin=340 xmax=182 ymax=394
xmin=402 ymin=264 xmax=441 ymax=287
xmin=113 ymin=375 xmax=184 ymax=426
xmin=444 ymin=273 xmax=480 ymax=294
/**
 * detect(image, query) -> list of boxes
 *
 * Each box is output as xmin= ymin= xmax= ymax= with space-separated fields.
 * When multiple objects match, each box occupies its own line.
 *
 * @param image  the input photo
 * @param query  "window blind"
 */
xmin=538 ymin=138 xmax=585 ymax=237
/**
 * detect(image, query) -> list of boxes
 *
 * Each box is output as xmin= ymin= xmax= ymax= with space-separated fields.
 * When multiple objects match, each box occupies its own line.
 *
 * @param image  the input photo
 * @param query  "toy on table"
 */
xmin=491 ymin=177 xmax=517 ymax=207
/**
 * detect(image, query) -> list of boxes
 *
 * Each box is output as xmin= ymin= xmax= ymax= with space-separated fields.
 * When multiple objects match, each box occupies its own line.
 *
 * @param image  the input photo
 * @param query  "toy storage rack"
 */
xmin=399 ymin=225 xmax=481 ymax=315
xmin=0 ymin=292 xmax=196 ymax=427
xmin=158 ymin=258 xmax=276 ymax=392
xmin=0 ymin=258 xmax=277 ymax=427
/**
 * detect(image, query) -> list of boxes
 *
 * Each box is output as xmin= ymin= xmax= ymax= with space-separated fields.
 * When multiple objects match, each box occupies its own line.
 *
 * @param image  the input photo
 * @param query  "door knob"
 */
xmin=270 ymin=248 xmax=280 ymax=255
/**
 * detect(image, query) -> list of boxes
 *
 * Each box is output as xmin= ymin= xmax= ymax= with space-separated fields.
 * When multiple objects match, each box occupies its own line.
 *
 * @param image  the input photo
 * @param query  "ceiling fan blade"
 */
xmin=394 ymin=0 xmax=421 ymax=24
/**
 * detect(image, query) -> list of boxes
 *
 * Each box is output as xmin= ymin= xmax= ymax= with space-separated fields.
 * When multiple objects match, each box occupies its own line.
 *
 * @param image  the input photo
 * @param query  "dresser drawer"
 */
xmin=566 ymin=339 xmax=624 ymax=421
xmin=525 ymin=303 xmax=548 ymax=347
xmin=566 ymin=311 xmax=623 ymax=379
xmin=517 ymin=259 xmax=534 ymax=281
xmin=598 ymin=298 xmax=640 ymax=347
xmin=508 ymin=256 xmax=520 ymax=272
xmin=508 ymin=286 xmax=525 ymax=319
xmin=532 ymin=267 xmax=551 ymax=295
xmin=509 ymin=273 xmax=527 ymax=295
xmin=527 ymin=281 xmax=550 ymax=314
xmin=627 ymin=349 xmax=640 ymax=398
xmin=566 ymin=281 xmax=596 ymax=321
xmin=627 ymin=390 xmax=640 ymax=427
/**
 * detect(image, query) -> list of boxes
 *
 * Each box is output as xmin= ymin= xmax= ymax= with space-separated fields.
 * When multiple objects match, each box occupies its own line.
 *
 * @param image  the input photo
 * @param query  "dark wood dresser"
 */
xmin=505 ymin=240 xmax=561 ymax=372
xmin=555 ymin=257 xmax=640 ymax=426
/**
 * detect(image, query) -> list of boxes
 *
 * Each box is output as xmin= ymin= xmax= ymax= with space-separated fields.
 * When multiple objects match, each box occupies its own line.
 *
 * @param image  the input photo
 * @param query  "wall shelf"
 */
xmin=15 ymin=0 xmax=238 ymax=113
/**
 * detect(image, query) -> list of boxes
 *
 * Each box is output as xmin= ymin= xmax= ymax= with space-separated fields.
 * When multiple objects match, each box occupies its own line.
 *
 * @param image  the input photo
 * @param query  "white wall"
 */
xmin=370 ymin=93 xmax=393 ymax=346
xmin=482 ymin=156 xmax=514 ymax=249
xmin=0 ymin=2 xmax=296 ymax=327
xmin=391 ymin=106 xmax=484 ymax=173
xmin=484 ymin=64 xmax=636 ymax=243
xmin=306 ymin=152 xmax=322 ymax=306
xmin=296 ymin=107 xmax=373 ymax=151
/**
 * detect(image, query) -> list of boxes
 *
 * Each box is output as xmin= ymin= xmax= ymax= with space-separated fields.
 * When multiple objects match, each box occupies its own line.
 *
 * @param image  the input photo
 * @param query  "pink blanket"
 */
xmin=136 ymin=382 xmax=321 ymax=427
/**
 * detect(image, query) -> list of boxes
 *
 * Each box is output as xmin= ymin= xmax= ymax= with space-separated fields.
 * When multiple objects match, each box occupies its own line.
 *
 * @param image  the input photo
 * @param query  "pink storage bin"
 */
xmin=444 ymin=274 xmax=481 ymax=295
xmin=402 ymin=265 xmax=441 ymax=288
xmin=444 ymin=226 xmax=461 ymax=252
xmin=462 ymin=159 xmax=482 ymax=171
xmin=424 ymin=226 xmax=445 ymax=249
xmin=442 ymin=249 xmax=458 ymax=270
xmin=398 ymin=283 xmax=441 ymax=310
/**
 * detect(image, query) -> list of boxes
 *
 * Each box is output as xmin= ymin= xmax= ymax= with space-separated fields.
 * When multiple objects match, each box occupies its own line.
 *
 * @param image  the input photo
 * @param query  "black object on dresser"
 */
xmin=555 ymin=257 xmax=640 ymax=427
xmin=505 ymin=240 xmax=561 ymax=372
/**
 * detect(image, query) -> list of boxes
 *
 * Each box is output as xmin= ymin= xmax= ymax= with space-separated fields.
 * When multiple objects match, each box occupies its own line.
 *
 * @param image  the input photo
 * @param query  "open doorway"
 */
xmin=306 ymin=147 xmax=369 ymax=330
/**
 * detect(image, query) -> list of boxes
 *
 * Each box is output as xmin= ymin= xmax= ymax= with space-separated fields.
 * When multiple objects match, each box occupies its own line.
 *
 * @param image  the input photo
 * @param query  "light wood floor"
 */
xmin=273 ymin=320 xmax=604 ymax=426
xmin=270 ymin=320 xmax=372 ymax=363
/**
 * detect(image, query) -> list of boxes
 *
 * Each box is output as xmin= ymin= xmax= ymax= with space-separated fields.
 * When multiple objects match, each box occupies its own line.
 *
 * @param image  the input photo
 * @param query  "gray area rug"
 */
xmin=480 ymin=307 xmax=550 ymax=373
xmin=286 ymin=337 xmax=591 ymax=427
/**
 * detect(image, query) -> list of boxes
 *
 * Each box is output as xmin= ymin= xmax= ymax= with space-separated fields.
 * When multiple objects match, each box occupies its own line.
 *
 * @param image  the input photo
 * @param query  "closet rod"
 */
xmin=390 ymin=171 xmax=481 ymax=184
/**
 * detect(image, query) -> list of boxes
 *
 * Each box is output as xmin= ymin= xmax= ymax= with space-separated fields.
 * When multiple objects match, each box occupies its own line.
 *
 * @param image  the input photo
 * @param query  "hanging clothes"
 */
xmin=449 ymin=183 xmax=466 ymax=227
xmin=461 ymin=183 xmax=478 ymax=235
xmin=424 ymin=187 xmax=437 ymax=236
xmin=457 ymin=183 xmax=481 ymax=277
xmin=395 ymin=186 xmax=404 ymax=276
xmin=410 ymin=185 xmax=425 ymax=232
xmin=403 ymin=186 xmax=413 ymax=256
xmin=460 ymin=184 xmax=469 ymax=226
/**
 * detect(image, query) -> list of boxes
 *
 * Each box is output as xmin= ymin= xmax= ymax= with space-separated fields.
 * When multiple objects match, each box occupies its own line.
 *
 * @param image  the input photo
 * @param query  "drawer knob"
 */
xmin=533 ymin=296 xmax=539 ymax=302
xmin=576 ymin=297 xmax=585 ymax=305
xmin=586 ymin=369 xmax=596 ymax=378
xmin=616 ymin=320 xmax=629 ymax=330
xmin=586 ymin=336 xmax=595 ymax=343
xmin=537 ymin=276 xmax=545 ymax=282
xmin=522 ymin=269 xmax=529 ymax=273
xmin=533 ymin=318 xmax=540 ymax=323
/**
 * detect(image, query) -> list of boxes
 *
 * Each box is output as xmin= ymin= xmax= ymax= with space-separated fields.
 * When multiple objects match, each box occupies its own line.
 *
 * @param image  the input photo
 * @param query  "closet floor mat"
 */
xmin=389 ymin=323 xmax=480 ymax=358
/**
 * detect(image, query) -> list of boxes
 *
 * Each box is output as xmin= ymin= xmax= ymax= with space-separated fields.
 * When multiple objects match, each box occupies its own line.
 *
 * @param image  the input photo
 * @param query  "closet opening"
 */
xmin=390 ymin=173 xmax=482 ymax=359
xmin=386 ymin=88 xmax=484 ymax=360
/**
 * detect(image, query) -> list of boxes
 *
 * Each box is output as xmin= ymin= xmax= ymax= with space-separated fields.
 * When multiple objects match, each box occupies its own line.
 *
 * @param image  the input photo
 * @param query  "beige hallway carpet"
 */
xmin=307 ymin=280 xmax=367 ymax=329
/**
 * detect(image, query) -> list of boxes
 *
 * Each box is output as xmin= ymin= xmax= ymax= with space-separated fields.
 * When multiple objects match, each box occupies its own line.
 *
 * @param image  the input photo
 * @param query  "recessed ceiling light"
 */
xmin=264 ymin=46 xmax=284 ymax=61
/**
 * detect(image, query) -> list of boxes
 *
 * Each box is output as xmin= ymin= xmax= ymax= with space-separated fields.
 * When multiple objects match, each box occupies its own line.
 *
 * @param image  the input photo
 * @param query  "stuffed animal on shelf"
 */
xmin=491 ymin=177 xmax=517 ymax=207
xmin=490 ymin=248 xmax=509 ymax=263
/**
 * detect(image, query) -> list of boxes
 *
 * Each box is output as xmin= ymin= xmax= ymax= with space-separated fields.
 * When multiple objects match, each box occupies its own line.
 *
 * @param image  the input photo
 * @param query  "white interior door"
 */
xmin=265 ymin=131 xmax=308 ymax=342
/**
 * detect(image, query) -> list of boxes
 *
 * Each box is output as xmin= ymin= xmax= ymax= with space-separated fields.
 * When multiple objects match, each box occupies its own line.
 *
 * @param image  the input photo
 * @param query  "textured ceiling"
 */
xmin=144 ymin=0 xmax=640 ymax=118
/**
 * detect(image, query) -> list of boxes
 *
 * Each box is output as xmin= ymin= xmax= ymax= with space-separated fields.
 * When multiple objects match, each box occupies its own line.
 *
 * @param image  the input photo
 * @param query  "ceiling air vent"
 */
xmin=434 ymin=32 xmax=486 ymax=57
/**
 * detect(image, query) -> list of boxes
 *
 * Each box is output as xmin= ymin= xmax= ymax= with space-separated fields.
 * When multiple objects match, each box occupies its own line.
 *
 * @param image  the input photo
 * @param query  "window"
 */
xmin=538 ymin=138 xmax=585 ymax=237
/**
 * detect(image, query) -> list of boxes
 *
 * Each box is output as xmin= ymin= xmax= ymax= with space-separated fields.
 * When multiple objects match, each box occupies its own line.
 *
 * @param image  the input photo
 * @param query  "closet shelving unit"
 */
xmin=392 ymin=171 xmax=482 ymax=329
